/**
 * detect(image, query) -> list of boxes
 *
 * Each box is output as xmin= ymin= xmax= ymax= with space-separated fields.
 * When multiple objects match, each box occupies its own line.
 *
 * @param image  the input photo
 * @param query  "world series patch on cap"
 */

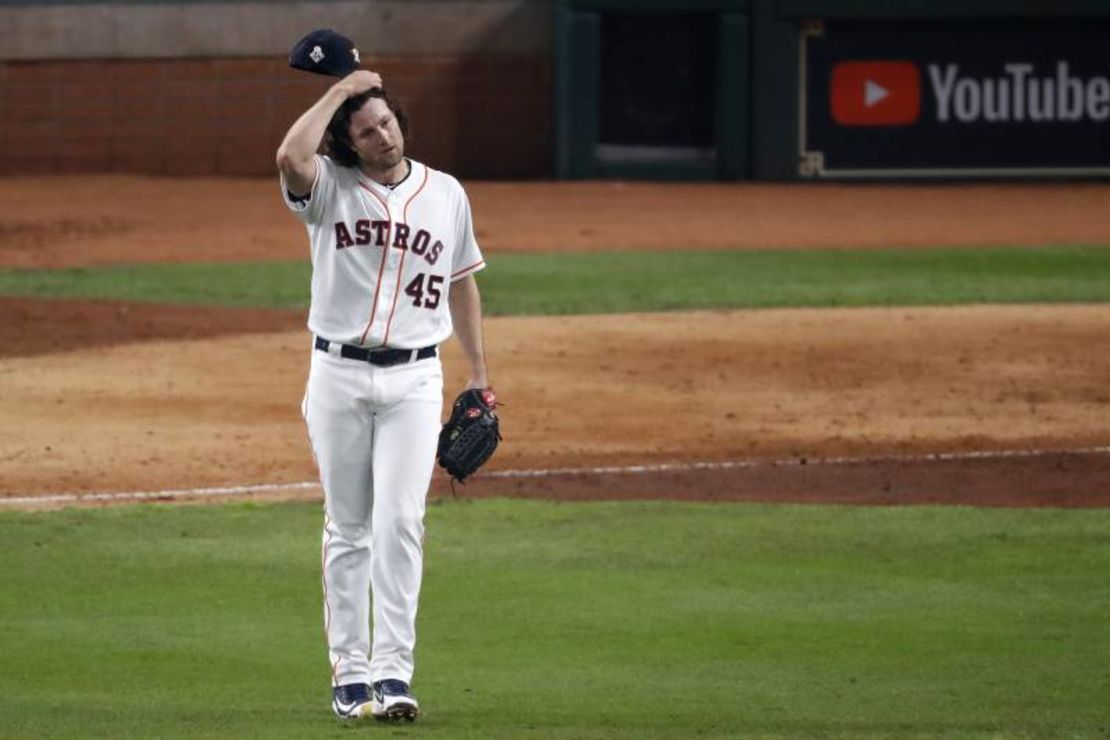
xmin=289 ymin=29 xmax=361 ymax=77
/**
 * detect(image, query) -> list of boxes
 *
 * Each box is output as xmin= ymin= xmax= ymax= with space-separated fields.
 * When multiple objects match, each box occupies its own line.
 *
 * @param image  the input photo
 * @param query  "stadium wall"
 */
xmin=1 ymin=0 xmax=1108 ymax=179
xmin=0 ymin=0 xmax=551 ymax=177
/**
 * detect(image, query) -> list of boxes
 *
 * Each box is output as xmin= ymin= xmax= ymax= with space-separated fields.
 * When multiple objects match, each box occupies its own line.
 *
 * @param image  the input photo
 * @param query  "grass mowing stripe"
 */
xmin=487 ymin=245 xmax=1110 ymax=314
xmin=0 ymin=245 xmax=1108 ymax=314
xmin=0 ymin=499 xmax=1107 ymax=739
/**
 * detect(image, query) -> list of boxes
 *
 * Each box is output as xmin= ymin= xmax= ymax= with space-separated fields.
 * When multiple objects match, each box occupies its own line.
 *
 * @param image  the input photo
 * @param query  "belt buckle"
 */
xmin=367 ymin=347 xmax=393 ymax=367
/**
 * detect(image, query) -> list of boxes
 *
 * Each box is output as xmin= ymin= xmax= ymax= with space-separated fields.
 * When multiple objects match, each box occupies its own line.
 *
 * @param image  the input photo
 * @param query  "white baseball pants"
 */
xmin=303 ymin=345 xmax=443 ymax=687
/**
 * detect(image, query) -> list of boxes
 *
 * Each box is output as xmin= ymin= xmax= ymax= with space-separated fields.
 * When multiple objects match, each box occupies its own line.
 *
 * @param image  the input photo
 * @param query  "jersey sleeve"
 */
xmin=279 ymin=154 xmax=336 ymax=224
xmin=449 ymin=185 xmax=486 ymax=282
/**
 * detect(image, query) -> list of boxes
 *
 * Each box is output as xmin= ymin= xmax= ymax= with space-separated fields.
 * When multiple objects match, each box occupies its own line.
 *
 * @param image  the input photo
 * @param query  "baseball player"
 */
xmin=276 ymin=67 xmax=491 ymax=722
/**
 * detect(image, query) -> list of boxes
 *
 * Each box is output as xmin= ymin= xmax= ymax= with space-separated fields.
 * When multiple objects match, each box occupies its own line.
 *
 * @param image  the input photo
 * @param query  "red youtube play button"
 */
xmin=831 ymin=61 xmax=921 ymax=126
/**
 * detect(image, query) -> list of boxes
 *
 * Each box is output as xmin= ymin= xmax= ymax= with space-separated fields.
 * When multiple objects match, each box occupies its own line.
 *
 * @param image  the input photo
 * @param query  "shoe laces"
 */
xmin=376 ymin=678 xmax=411 ymax=697
xmin=335 ymin=683 xmax=371 ymax=703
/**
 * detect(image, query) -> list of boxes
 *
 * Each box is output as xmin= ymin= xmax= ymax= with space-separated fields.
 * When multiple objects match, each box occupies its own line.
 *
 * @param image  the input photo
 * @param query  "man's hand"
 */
xmin=337 ymin=70 xmax=383 ymax=98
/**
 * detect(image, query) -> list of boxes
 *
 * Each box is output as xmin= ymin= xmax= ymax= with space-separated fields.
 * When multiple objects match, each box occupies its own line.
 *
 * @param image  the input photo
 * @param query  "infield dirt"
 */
xmin=2 ymin=178 xmax=1108 ymax=507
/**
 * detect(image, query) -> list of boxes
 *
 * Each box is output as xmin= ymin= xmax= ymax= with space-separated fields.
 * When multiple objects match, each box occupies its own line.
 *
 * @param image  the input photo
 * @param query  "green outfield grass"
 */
xmin=1 ymin=498 xmax=1107 ymax=739
xmin=1 ymin=245 xmax=1109 ymax=314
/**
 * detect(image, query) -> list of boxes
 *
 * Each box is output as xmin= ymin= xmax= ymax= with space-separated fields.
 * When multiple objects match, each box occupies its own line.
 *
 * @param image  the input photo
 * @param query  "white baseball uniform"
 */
xmin=281 ymin=154 xmax=484 ymax=688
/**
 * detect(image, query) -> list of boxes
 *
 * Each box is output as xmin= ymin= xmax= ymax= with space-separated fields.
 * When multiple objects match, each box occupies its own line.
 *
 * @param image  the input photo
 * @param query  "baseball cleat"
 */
xmin=370 ymin=678 xmax=420 ymax=722
xmin=332 ymin=682 xmax=374 ymax=719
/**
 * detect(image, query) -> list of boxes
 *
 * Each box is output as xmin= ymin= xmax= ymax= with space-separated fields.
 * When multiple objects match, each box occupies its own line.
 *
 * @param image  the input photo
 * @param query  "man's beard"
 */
xmin=364 ymin=147 xmax=404 ymax=173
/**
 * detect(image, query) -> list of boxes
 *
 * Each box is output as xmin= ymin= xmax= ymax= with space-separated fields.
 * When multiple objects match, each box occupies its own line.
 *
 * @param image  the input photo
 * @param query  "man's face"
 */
xmin=347 ymin=96 xmax=404 ymax=172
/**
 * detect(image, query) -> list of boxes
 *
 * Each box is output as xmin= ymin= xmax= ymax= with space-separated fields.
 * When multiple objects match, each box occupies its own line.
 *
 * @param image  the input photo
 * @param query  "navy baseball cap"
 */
xmin=289 ymin=29 xmax=361 ymax=77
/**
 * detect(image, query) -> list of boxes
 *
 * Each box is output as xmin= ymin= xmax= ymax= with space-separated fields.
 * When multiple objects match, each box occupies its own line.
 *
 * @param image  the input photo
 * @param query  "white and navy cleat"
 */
xmin=370 ymin=679 xmax=420 ymax=722
xmin=332 ymin=682 xmax=374 ymax=719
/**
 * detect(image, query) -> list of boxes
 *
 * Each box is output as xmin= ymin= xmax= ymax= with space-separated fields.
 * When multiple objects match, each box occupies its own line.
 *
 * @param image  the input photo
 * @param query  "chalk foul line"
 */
xmin=3 ymin=445 xmax=1108 ymax=507
xmin=0 ymin=481 xmax=321 ymax=507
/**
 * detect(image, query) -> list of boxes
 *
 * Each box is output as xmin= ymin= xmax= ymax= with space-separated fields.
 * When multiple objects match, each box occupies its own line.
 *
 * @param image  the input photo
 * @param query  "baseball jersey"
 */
xmin=281 ymin=155 xmax=485 ymax=349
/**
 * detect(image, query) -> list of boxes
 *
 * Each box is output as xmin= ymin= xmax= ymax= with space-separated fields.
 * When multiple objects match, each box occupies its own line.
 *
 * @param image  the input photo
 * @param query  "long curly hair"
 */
xmin=324 ymin=88 xmax=410 ymax=168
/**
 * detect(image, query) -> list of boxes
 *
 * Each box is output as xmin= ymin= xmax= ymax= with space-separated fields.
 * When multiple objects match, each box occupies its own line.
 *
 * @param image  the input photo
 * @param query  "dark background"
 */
xmin=804 ymin=19 xmax=1110 ymax=172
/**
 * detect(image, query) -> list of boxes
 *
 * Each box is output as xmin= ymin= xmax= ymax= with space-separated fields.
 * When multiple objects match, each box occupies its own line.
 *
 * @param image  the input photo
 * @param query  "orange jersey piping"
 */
xmin=356 ymin=180 xmax=392 ymax=346
xmin=451 ymin=259 xmax=486 ymax=281
xmin=381 ymin=166 xmax=430 ymax=346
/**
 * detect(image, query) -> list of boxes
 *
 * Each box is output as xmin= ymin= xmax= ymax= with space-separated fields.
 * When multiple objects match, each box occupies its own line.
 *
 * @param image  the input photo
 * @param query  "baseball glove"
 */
xmin=437 ymin=388 xmax=501 ymax=483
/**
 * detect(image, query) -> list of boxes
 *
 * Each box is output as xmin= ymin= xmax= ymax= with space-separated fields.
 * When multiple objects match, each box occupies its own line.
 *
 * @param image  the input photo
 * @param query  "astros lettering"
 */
xmin=333 ymin=219 xmax=444 ymax=264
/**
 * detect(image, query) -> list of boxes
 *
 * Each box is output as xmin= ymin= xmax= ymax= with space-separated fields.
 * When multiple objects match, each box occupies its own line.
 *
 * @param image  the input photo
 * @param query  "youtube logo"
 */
xmin=831 ymin=61 xmax=921 ymax=126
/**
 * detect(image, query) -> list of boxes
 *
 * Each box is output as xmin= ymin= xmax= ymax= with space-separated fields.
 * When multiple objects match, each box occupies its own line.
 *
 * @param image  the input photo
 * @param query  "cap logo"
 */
xmin=351 ymin=48 xmax=360 ymax=64
xmin=309 ymin=45 xmax=325 ymax=63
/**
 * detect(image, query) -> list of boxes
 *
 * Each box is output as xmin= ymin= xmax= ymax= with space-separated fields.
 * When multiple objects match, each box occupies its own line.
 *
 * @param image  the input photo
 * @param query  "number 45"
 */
xmin=404 ymin=273 xmax=444 ymax=309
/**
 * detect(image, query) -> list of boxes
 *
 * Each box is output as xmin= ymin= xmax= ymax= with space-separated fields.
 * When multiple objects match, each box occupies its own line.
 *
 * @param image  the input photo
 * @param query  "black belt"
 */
xmin=314 ymin=336 xmax=437 ymax=367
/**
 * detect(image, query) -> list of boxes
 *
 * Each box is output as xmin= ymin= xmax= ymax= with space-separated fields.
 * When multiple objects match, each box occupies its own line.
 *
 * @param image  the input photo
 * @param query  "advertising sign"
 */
xmin=800 ymin=20 xmax=1110 ymax=177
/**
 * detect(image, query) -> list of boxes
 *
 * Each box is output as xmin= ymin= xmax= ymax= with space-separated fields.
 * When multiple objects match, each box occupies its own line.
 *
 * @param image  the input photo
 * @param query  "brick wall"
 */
xmin=0 ymin=54 xmax=553 ymax=178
